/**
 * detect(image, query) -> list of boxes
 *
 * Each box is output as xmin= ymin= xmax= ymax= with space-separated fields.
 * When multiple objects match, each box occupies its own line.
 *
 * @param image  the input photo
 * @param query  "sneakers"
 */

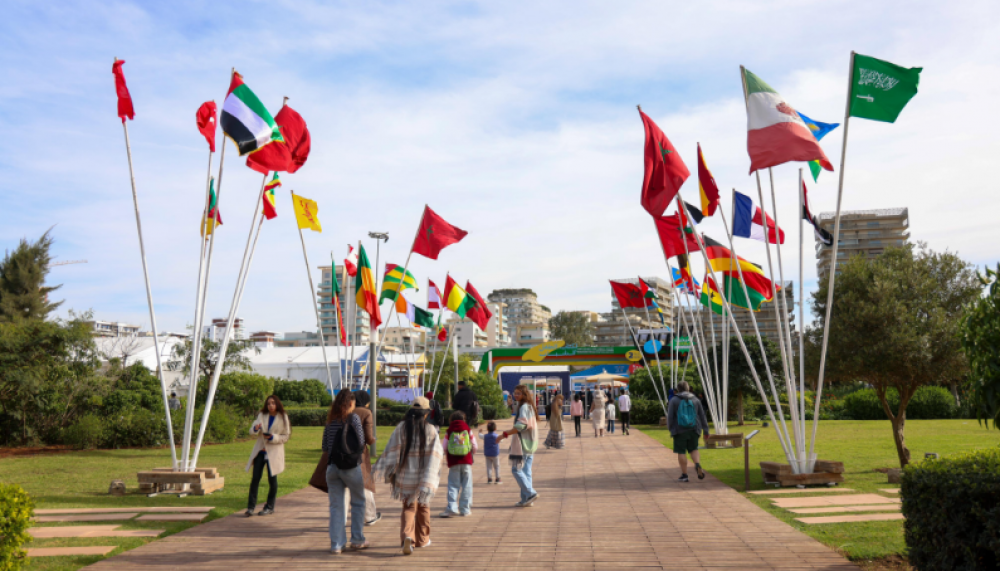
xmin=459 ymin=511 xmax=471 ymax=516
xmin=678 ymin=474 xmax=690 ymax=483
xmin=495 ymin=479 xmax=502 ymax=485
xmin=696 ymin=464 xmax=706 ymax=480
xmin=523 ymin=492 xmax=539 ymax=506
xmin=244 ymin=509 xmax=254 ymax=517
xmin=258 ymin=507 xmax=274 ymax=516
xmin=415 ymin=539 xmax=431 ymax=549
xmin=402 ymin=537 xmax=414 ymax=556
xmin=365 ymin=512 xmax=382 ymax=526
xmin=438 ymin=510 xmax=458 ymax=518
xmin=487 ymin=479 xmax=493 ymax=484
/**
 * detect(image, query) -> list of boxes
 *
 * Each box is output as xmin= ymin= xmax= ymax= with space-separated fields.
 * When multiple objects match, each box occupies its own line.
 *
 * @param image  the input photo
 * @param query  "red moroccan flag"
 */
xmin=247 ymin=105 xmax=312 ymax=174
xmin=639 ymin=108 xmax=689 ymax=217
xmin=464 ymin=281 xmax=493 ymax=331
xmin=196 ymin=101 xmax=218 ymax=152
xmin=610 ymin=280 xmax=646 ymax=309
xmin=654 ymin=214 xmax=700 ymax=259
xmin=412 ymin=206 xmax=468 ymax=260
xmin=112 ymin=60 xmax=135 ymax=122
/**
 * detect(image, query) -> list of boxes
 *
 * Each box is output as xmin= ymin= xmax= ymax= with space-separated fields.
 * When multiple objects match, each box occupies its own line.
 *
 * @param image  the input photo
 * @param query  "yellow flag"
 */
xmin=292 ymin=192 xmax=322 ymax=232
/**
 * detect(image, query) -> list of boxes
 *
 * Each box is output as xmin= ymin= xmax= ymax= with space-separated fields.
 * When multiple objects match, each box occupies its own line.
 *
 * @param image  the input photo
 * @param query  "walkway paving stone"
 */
xmin=796 ymin=513 xmax=905 ymax=525
xmin=28 ymin=546 xmax=117 ymax=557
xmin=788 ymin=505 xmax=901 ymax=515
xmin=87 ymin=419 xmax=858 ymax=570
xmin=747 ymin=488 xmax=855 ymax=495
xmin=135 ymin=514 xmax=208 ymax=522
xmin=35 ymin=513 xmax=139 ymax=523
xmin=30 ymin=525 xmax=163 ymax=538
xmin=35 ymin=506 xmax=214 ymax=515
xmin=771 ymin=494 xmax=900 ymax=509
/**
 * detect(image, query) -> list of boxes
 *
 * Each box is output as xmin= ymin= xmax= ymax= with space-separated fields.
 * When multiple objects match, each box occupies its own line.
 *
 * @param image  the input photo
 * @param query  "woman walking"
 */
xmin=323 ymin=390 xmax=368 ymax=554
xmin=497 ymin=384 xmax=539 ymax=507
xmin=544 ymin=394 xmax=565 ymax=449
xmin=245 ymin=395 xmax=291 ymax=517
xmin=570 ymin=394 xmax=583 ymax=437
xmin=373 ymin=397 xmax=443 ymax=556
xmin=590 ymin=389 xmax=607 ymax=438
xmin=352 ymin=390 xmax=381 ymax=525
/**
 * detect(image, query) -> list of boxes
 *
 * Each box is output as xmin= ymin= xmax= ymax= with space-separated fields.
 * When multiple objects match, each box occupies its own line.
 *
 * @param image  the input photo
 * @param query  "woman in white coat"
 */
xmin=245 ymin=395 xmax=291 ymax=516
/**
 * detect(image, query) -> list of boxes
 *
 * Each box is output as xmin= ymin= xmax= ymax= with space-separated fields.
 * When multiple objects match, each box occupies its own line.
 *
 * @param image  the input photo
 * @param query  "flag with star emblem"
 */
xmin=412 ymin=205 xmax=468 ymax=260
xmin=639 ymin=108 xmax=690 ymax=218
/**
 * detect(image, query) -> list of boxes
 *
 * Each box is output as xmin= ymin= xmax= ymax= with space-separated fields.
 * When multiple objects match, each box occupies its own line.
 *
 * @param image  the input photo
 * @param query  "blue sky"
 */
xmin=2 ymin=1 xmax=998 ymax=335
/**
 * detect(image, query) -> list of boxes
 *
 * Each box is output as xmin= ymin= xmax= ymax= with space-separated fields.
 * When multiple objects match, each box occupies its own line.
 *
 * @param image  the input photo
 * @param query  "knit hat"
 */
xmin=411 ymin=396 xmax=431 ymax=410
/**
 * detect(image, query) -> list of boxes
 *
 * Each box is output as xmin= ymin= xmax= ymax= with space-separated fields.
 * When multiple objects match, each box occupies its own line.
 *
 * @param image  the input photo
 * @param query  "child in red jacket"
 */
xmin=440 ymin=411 xmax=477 ymax=517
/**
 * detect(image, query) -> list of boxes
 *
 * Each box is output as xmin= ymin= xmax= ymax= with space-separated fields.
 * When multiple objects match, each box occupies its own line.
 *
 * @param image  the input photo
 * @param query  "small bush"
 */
xmin=286 ymin=408 xmax=328 ymax=427
xmin=481 ymin=405 xmax=498 ymax=421
xmin=0 ymin=483 xmax=34 ymax=570
xmin=629 ymin=399 xmax=667 ymax=425
xmin=106 ymin=408 xmax=170 ymax=448
xmin=376 ymin=411 xmax=405 ymax=426
xmin=273 ymin=379 xmax=330 ymax=407
xmin=63 ymin=414 xmax=106 ymax=450
xmin=197 ymin=372 xmax=274 ymax=417
xmin=843 ymin=387 xmax=957 ymax=420
xmin=902 ymin=447 xmax=1000 ymax=569
xmin=203 ymin=404 xmax=242 ymax=444
xmin=390 ymin=405 xmax=412 ymax=415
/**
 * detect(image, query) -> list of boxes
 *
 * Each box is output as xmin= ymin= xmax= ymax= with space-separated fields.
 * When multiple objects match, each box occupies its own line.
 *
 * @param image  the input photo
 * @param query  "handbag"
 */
xmin=309 ymin=451 xmax=329 ymax=493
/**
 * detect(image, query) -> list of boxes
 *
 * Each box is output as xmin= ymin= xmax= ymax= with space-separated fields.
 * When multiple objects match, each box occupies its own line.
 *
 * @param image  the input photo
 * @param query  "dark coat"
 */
xmin=452 ymin=387 xmax=477 ymax=419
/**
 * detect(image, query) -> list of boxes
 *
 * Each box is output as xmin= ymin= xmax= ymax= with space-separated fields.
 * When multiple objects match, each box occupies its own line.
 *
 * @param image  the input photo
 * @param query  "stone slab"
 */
xmin=788 ymin=505 xmax=902 ymax=515
xmin=880 ymin=488 xmax=900 ymax=494
xmin=135 ymin=513 xmax=208 ymax=522
xmin=772 ymin=494 xmax=901 ymax=508
xmin=27 ymin=546 xmax=117 ymax=557
xmin=35 ymin=507 xmax=214 ymax=515
xmin=35 ymin=513 xmax=140 ymax=523
xmin=748 ymin=488 xmax=856 ymax=495
xmin=795 ymin=513 xmax=906 ymax=525
xmin=30 ymin=525 xmax=164 ymax=538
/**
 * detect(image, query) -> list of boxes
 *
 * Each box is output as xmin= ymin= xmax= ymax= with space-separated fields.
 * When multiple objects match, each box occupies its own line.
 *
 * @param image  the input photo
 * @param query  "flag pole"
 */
xmin=290 ymin=194 xmax=335 ymax=395
xmin=809 ymin=51 xmax=857 ymax=463
xmin=722 ymin=246 xmax=731 ymax=427
xmin=618 ymin=303 xmax=668 ymax=420
xmin=798 ymin=167 xmax=809 ymax=469
xmin=638 ymin=278 xmax=670 ymax=405
xmin=372 ymin=205 xmax=428 ymax=362
xmin=190 ymin=174 xmax=268 ymax=469
xmin=673 ymin=284 xmax=715 ymax=417
xmin=678 ymin=277 xmax=723 ymax=431
xmin=347 ymin=249 xmax=359 ymax=389
xmin=117 ymin=76 xmax=177 ymax=470
xmin=433 ymin=322 xmax=457 ymax=397
xmin=393 ymin=310 xmax=416 ymax=395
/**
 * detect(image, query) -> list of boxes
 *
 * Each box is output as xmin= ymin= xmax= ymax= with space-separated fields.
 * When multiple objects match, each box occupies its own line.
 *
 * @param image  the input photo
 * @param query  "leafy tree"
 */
xmin=423 ymin=351 xmax=478 ymax=407
xmin=167 ymin=332 xmax=258 ymax=382
xmin=721 ymin=334 xmax=784 ymax=425
xmin=273 ymin=378 xmax=331 ymax=407
xmin=468 ymin=371 xmax=504 ymax=410
xmin=814 ymin=244 xmax=979 ymax=467
xmin=548 ymin=311 xmax=594 ymax=347
xmin=0 ymin=229 xmax=62 ymax=322
xmin=961 ymin=263 xmax=1000 ymax=428
xmin=195 ymin=371 xmax=274 ymax=417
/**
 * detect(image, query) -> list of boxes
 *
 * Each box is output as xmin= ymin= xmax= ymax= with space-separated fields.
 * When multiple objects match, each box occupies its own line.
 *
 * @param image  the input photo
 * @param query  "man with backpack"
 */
xmin=666 ymin=381 xmax=710 ymax=483
xmin=452 ymin=381 xmax=479 ymax=426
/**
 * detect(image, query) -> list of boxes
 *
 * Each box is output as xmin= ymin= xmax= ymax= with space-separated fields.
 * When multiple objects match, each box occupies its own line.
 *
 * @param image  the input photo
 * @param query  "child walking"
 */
xmin=440 ymin=411 xmax=477 ymax=517
xmin=606 ymin=398 xmax=616 ymax=434
xmin=570 ymin=394 xmax=583 ymax=437
xmin=481 ymin=421 xmax=502 ymax=484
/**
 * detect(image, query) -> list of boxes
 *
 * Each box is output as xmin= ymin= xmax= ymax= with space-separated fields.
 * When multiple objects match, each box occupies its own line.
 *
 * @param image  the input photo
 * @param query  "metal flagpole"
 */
xmin=119 ymin=110 xmax=178 ymax=471
xmin=798 ymin=167 xmax=809 ymax=468
xmin=433 ymin=323 xmax=457 ymax=397
xmin=722 ymin=250 xmax=731 ymax=428
xmin=347 ymin=249 xmax=358 ymax=389
xmin=619 ymin=304 xmax=668 ymax=419
xmin=393 ymin=310 xmax=416 ymax=394
xmin=638 ymin=278 xmax=670 ymax=403
xmin=291 ymin=194 xmax=335 ymax=395
xmin=809 ymin=51 xmax=856 ymax=464
xmin=190 ymin=174 xmax=268 ymax=469
xmin=373 ymin=205 xmax=428 ymax=362
xmin=676 ymin=279 xmax=722 ymax=430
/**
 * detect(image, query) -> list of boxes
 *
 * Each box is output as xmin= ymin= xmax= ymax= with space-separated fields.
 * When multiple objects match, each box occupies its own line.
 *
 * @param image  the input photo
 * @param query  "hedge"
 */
xmin=0 ymin=483 xmax=34 ymax=571
xmin=901 ymin=447 xmax=1000 ymax=570
xmin=843 ymin=386 xmax=957 ymax=420
xmin=287 ymin=408 xmax=327 ymax=427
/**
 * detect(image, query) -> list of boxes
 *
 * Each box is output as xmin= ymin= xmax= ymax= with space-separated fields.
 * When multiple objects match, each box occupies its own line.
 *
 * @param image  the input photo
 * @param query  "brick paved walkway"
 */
xmin=88 ymin=419 xmax=857 ymax=570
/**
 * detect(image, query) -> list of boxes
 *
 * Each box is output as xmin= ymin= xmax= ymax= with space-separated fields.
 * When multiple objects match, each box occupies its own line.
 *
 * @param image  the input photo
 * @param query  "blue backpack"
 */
xmin=678 ymin=398 xmax=697 ymax=430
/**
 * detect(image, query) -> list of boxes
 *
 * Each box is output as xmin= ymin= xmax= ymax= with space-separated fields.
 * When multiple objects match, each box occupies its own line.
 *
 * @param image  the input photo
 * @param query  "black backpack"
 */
xmin=429 ymin=399 xmax=444 ymax=427
xmin=470 ymin=399 xmax=482 ymax=425
xmin=329 ymin=413 xmax=363 ymax=470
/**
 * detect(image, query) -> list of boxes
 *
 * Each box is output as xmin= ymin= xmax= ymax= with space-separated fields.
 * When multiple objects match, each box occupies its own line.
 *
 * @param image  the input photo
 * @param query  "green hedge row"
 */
xmin=902 ymin=447 xmax=1000 ymax=569
xmin=843 ymin=386 xmax=957 ymax=420
xmin=61 ymin=405 xmax=250 ymax=450
xmin=0 ymin=483 xmax=33 ymax=570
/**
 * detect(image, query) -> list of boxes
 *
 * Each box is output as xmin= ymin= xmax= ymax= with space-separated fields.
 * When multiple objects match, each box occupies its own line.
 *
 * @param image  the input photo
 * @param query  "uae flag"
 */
xmin=221 ymin=72 xmax=283 ymax=156
xmin=732 ymin=190 xmax=784 ymax=244
xmin=743 ymin=68 xmax=833 ymax=174
xmin=802 ymin=180 xmax=833 ymax=246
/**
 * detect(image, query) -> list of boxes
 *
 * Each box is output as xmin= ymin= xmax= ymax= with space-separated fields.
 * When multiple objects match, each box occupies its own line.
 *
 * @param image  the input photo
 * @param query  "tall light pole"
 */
xmin=367 ymin=231 xmax=388 ymax=457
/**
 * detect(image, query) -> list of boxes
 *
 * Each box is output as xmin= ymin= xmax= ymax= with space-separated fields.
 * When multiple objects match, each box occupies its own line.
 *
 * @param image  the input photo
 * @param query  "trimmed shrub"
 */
xmin=902 ymin=447 xmax=1000 ymax=569
xmin=376 ymin=411 xmax=405 ymax=427
xmin=390 ymin=405 xmax=411 ymax=415
xmin=0 ymin=483 xmax=33 ymax=570
xmin=203 ymin=404 xmax=241 ymax=444
xmin=843 ymin=388 xmax=886 ymax=420
xmin=103 ymin=408 xmax=169 ymax=448
xmin=629 ymin=399 xmax=666 ymax=425
xmin=273 ymin=379 xmax=330 ymax=407
xmin=480 ymin=405 xmax=498 ymax=421
xmin=376 ymin=397 xmax=397 ymax=410
xmin=63 ymin=414 xmax=106 ymax=450
xmin=286 ymin=408 xmax=328 ymax=427
xmin=843 ymin=387 xmax=957 ymax=420
xmin=197 ymin=372 xmax=274 ymax=417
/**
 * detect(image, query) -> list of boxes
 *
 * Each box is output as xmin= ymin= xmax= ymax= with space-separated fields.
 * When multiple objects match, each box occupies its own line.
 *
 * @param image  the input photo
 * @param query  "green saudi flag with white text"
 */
xmin=849 ymin=54 xmax=922 ymax=123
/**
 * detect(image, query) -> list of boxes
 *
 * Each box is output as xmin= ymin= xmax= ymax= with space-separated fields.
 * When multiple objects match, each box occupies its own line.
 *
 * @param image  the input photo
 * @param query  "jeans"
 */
xmin=248 ymin=451 xmax=277 ymax=510
xmin=326 ymin=464 xmax=366 ymax=550
xmin=608 ymin=419 xmax=616 ymax=433
xmin=573 ymin=416 xmax=581 ymax=436
xmin=485 ymin=456 xmax=500 ymax=481
xmin=511 ymin=454 xmax=535 ymax=503
xmin=446 ymin=465 xmax=473 ymax=514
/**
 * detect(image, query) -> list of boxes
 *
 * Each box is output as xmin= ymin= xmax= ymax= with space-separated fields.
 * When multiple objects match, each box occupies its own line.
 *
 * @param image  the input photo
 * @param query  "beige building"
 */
xmin=816 ymin=208 xmax=909 ymax=278
xmin=594 ymin=277 xmax=674 ymax=347
xmin=486 ymin=289 xmax=551 ymax=342
xmin=485 ymin=302 xmax=510 ymax=347
xmin=692 ymin=281 xmax=796 ymax=348
xmin=382 ymin=325 xmax=429 ymax=353
xmin=87 ymin=320 xmax=141 ymax=338
xmin=515 ymin=322 xmax=550 ymax=347
xmin=317 ymin=265 xmax=371 ymax=346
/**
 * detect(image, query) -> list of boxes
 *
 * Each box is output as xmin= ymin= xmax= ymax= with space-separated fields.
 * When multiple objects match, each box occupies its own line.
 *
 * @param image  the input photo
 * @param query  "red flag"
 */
xmin=610 ymin=280 xmax=646 ymax=309
xmin=654 ymin=214 xmax=700 ymax=259
xmin=196 ymin=101 xmax=217 ymax=152
xmin=437 ymin=326 xmax=448 ymax=342
xmin=639 ymin=108 xmax=689 ymax=217
xmin=247 ymin=105 xmax=312 ymax=174
xmin=464 ymin=281 xmax=492 ymax=331
xmin=412 ymin=206 xmax=468 ymax=260
xmin=344 ymin=245 xmax=358 ymax=277
xmin=112 ymin=60 xmax=135 ymax=122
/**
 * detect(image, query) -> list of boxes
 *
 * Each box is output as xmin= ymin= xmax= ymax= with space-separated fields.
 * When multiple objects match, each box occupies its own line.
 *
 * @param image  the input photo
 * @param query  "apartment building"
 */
xmin=486 ymin=289 xmax=551 ymax=338
xmin=593 ymin=277 xmax=675 ymax=346
xmin=87 ymin=320 xmax=141 ymax=338
xmin=203 ymin=318 xmax=245 ymax=342
xmin=816 ymin=208 xmax=910 ymax=278
xmin=382 ymin=325 xmax=429 ymax=352
xmin=317 ymin=264 xmax=371 ymax=346
xmin=515 ymin=322 xmax=550 ymax=347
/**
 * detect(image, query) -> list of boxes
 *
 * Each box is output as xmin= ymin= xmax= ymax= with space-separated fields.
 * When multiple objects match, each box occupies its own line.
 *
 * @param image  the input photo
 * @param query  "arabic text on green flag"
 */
xmin=849 ymin=54 xmax=922 ymax=123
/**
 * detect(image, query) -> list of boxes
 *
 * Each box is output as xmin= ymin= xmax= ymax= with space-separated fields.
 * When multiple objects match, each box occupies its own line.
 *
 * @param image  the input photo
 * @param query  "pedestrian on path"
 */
xmin=570 ymin=394 xmax=583 ymax=437
xmin=606 ymin=398 xmax=616 ymax=434
xmin=497 ymin=384 xmax=539 ymax=507
xmin=373 ymin=397 xmax=443 ymax=556
xmin=245 ymin=395 xmax=291 ymax=517
xmin=590 ymin=389 xmax=607 ymax=438
xmin=544 ymin=394 xmax=565 ymax=449
xmin=440 ymin=411 xmax=477 ymax=517
xmin=480 ymin=421 xmax=502 ymax=484
xmin=666 ymin=381 xmax=710 ymax=483
xmin=618 ymin=389 xmax=631 ymax=435
xmin=322 ymin=390 xmax=368 ymax=553
xmin=350 ymin=390 xmax=381 ymax=526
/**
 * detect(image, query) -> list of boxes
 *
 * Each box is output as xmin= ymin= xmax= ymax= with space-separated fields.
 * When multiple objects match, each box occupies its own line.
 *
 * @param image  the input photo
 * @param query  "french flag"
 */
xmin=732 ymin=190 xmax=784 ymax=244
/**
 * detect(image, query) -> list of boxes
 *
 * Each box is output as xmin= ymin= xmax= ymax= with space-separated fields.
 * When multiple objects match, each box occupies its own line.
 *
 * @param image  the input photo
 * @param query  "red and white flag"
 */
xmin=344 ymin=245 xmax=358 ymax=277
xmin=427 ymin=279 xmax=443 ymax=309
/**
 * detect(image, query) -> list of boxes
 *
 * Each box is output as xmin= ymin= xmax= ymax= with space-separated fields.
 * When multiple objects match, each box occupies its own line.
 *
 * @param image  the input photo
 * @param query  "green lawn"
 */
xmin=637 ymin=419 xmax=1000 ymax=562
xmin=0 ymin=427 xmax=391 ymax=571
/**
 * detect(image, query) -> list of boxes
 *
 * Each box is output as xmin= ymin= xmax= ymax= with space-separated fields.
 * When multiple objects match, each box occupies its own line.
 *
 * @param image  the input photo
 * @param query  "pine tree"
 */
xmin=0 ymin=230 xmax=62 ymax=322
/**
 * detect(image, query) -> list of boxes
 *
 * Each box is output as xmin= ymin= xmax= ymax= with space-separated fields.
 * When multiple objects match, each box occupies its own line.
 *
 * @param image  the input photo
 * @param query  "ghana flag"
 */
xmin=221 ymin=72 xmax=283 ymax=156
xmin=702 ymin=235 xmax=774 ymax=302
xmin=379 ymin=264 xmax=418 ymax=303
xmin=700 ymin=275 xmax=724 ymax=315
xmin=355 ymin=244 xmax=381 ymax=329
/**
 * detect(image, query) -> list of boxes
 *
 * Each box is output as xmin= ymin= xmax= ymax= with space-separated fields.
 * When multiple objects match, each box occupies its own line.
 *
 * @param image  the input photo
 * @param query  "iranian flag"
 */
xmin=743 ymin=68 xmax=833 ymax=174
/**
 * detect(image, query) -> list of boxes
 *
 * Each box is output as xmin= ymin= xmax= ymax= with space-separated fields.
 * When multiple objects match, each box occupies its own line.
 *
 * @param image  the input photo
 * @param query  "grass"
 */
xmin=636 ymin=419 xmax=1000 ymax=562
xmin=0 ymin=427 xmax=391 ymax=571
